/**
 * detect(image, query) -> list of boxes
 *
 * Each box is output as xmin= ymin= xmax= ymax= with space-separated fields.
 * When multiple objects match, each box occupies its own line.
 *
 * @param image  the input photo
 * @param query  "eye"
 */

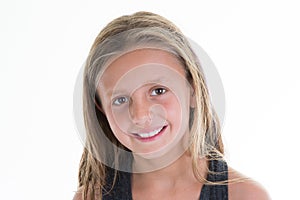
xmin=112 ymin=96 xmax=129 ymax=106
xmin=150 ymin=87 xmax=167 ymax=96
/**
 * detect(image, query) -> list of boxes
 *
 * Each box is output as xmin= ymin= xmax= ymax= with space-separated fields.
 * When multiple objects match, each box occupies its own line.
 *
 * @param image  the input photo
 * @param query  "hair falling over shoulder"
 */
xmin=76 ymin=11 xmax=224 ymax=200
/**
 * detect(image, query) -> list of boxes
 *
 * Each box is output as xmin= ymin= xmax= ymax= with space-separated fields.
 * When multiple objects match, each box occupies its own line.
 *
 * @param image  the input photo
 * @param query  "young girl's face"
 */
xmin=98 ymin=49 xmax=194 ymax=158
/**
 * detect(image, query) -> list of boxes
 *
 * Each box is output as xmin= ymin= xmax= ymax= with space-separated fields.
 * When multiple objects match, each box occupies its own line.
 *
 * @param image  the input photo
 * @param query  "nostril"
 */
xmin=130 ymin=110 xmax=153 ymax=126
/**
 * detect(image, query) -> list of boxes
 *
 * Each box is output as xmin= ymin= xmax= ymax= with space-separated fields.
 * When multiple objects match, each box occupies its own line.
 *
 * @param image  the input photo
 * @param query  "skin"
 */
xmin=98 ymin=49 xmax=193 ymax=165
xmin=74 ymin=49 xmax=271 ymax=200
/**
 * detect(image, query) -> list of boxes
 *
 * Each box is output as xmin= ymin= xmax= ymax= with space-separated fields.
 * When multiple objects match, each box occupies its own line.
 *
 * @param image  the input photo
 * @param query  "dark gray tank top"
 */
xmin=103 ymin=159 xmax=228 ymax=200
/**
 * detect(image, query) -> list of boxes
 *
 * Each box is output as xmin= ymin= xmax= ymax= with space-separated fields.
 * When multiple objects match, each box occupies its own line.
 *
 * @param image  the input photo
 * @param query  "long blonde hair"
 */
xmin=78 ymin=11 xmax=224 ymax=200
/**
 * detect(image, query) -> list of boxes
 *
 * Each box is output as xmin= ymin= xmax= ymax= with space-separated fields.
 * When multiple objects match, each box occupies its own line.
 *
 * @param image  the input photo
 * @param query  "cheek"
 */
xmin=163 ymin=95 xmax=190 ymax=132
xmin=105 ymin=111 xmax=132 ymax=146
xmin=163 ymin=98 xmax=182 ymax=125
xmin=109 ymin=108 xmax=131 ymax=132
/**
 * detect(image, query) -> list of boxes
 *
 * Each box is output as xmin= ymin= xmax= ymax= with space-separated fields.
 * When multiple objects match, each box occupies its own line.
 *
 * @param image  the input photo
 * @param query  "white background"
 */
xmin=1 ymin=0 xmax=299 ymax=199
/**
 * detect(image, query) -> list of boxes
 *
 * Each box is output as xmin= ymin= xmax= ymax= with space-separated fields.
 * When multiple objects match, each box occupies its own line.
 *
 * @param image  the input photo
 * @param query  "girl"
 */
xmin=73 ymin=11 xmax=269 ymax=200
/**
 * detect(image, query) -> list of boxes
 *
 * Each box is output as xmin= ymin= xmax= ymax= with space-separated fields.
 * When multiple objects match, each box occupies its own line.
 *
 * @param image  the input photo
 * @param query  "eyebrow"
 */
xmin=105 ymin=77 xmax=170 ymax=97
xmin=106 ymin=89 xmax=127 ymax=97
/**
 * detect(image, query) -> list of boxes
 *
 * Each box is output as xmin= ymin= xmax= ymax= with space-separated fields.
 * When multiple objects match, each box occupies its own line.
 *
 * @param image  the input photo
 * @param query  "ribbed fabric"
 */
xmin=102 ymin=167 xmax=132 ymax=200
xmin=102 ymin=159 xmax=228 ymax=200
xmin=199 ymin=159 xmax=228 ymax=200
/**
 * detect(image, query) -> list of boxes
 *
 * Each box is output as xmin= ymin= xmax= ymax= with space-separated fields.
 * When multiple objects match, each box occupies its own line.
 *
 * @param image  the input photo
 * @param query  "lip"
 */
xmin=132 ymin=125 xmax=168 ymax=142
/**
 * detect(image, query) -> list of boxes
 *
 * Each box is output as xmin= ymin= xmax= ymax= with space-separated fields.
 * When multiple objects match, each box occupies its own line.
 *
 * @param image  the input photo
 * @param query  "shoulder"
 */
xmin=73 ymin=187 xmax=83 ymax=200
xmin=228 ymin=167 xmax=271 ymax=200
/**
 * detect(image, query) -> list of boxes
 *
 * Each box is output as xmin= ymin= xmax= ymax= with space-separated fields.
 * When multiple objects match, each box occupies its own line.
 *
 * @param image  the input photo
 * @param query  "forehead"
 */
xmin=99 ymin=49 xmax=186 ymax=89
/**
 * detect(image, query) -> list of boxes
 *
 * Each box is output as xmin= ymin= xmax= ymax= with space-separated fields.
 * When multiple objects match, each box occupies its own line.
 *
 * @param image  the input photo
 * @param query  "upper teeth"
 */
xmin=137 ymin=127 xmax=164 ymax=138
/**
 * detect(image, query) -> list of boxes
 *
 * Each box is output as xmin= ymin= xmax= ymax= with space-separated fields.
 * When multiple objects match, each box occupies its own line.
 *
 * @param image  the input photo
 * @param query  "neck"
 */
xmin=132 ymin=151 xmax=207 ymax=187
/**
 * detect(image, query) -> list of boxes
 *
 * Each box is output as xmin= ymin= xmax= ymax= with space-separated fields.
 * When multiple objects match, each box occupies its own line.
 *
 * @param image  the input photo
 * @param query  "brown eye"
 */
xmin=150 ymin=88 xmax=167 ymax=96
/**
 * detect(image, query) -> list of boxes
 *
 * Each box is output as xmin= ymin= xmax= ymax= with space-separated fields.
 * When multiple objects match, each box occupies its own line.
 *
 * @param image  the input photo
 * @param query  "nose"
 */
xmin=129 ymin=95 xmax=152 ymax=126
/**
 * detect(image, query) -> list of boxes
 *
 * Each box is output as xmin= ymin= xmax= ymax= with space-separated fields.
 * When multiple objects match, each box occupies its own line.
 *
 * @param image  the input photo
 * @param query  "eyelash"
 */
xmin=112 ymin=87 xmax=167 ymax=106
xmin=112 ymin=96 xmax=129 ymax=106
xmin=150 ymin=87 xmax=167 ymax=96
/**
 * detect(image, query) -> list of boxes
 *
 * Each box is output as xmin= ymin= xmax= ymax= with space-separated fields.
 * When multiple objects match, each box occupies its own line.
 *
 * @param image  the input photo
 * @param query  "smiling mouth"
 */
xmin=131 ymin=125 xmax=167 ymax=141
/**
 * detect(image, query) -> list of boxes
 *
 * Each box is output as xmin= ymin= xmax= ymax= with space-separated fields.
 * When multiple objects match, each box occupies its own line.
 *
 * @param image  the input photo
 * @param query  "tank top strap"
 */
xmin=199 ymin=159 xmax=228 ymax=200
